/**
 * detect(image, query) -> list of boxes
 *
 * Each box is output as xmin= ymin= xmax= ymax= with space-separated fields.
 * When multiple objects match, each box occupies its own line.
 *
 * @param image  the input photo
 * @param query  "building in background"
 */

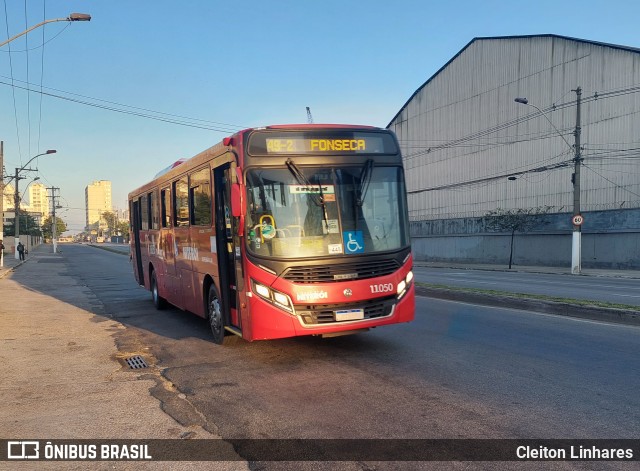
xmin=2 ymin=180 xmax=44 ymax=253
xmin=2 ymin=182 xmax=47 ymax=219
xmin=85 ymin=180 xmax=112 ymax=231
xmin=117 ymin=206 xmax=129 ymax=224
xmin=2 ymin=183 xmax=14 ymax=212
xmin=27 ymin=182 xmax=49 ymax=220
xmin=388 ymin=35 xmax=640 ymax=269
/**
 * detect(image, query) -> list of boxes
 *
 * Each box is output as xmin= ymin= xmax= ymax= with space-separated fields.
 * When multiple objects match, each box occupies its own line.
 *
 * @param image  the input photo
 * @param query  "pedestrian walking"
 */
xmin=17 ymin=241 xmax=25 ymax=261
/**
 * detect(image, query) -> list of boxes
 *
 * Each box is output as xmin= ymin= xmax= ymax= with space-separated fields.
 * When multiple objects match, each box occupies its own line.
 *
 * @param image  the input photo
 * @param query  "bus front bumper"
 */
xmin=247 ymin=284 xmax=415 ymax=341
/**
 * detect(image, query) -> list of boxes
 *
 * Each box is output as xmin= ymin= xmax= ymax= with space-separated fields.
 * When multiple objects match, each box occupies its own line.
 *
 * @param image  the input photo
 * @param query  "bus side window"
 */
xmin=189 ymin=168 xmax=212 ymax=226
xmin=173 ymin=178 xmax=189 ymax=227
xmin=140 ymin=194 xmax=149 ymax=231
xmin=150 ymin=190 xmax=159 ymax=230
xmin=161 ymin=187 xmax=171 ymax=228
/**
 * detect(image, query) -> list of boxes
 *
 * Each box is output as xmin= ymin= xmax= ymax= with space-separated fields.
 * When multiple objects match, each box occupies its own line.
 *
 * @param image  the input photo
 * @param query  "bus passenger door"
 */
xmin=131 ymin=199 xmax=144 ymax=286
xmin=160 ymin=186 xmax=178 ymax=301
xmin=214 ymin=164 xmax=240 ymax=332
xmin=172 ymin=177 xmax=190 ymax=311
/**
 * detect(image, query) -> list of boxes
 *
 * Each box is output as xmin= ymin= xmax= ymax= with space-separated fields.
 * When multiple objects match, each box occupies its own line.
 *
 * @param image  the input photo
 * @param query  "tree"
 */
xmin=116 ymin=220 xmax=129 ymax=236
xmin=102 ymin=211 xmax=118 ymax=235
xmin=3 ymin=214 xmax=41 ymax=237
xmin=483 ymin=207 xmax=551 ymax=269
xmin=41 ymin=216 xmax=68 ymax=241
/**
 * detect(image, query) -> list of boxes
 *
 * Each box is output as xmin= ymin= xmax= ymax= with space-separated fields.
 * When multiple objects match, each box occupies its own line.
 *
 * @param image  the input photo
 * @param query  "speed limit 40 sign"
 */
xmin=572 ymin=214 xmax=584 ymax=226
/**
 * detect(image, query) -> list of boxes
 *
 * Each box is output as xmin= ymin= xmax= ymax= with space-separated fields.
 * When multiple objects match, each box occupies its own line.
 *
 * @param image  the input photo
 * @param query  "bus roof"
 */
xmin=128 ymin=124 xmax=388 ymax=198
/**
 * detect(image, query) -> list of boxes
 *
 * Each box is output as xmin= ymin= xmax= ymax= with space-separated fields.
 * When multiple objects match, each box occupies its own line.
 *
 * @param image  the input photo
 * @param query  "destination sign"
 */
xmin=247 ymin=130 xmax=398 ymax=156
xmin=266 ymin=138 xmax=366 ymax=153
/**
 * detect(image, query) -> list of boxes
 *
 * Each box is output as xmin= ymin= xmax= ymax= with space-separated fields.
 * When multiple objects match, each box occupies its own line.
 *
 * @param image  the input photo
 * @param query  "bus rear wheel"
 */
xmin=207 ymin=287 xmax=225 ymax=344
xmin=151 ymin=270 xmax=166 ymax=310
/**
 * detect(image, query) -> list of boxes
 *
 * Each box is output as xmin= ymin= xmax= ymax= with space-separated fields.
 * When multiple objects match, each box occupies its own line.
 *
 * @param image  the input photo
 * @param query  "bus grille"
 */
xmin=296 ymin=296 xmax=395 ymax=325
xmin=282 ymin=259 xmax=400 ymax=283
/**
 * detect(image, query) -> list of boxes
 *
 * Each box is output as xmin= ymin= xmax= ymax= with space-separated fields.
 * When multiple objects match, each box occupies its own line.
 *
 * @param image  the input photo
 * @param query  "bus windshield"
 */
xmin=245 ymin=165 xmax=409 ymax=259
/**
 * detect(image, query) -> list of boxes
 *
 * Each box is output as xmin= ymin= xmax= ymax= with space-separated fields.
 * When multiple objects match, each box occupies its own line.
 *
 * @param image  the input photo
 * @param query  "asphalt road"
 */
xmin=59 ymin=245 xmax=640 ymax=468
xmin=413 ymin=266 xmax=640 ymax=306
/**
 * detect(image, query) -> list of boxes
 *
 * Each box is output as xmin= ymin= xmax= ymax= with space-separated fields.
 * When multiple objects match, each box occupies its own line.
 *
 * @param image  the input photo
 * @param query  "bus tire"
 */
xmin=207 ymin=286 xmax=225 ymax=344
xmin=151 ymin=270 xmax=166 ymax=310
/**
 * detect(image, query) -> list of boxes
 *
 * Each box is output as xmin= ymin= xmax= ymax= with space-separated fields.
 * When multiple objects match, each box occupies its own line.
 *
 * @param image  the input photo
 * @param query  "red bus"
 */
xmin=128 ymin=124 xmax=414 ymax=343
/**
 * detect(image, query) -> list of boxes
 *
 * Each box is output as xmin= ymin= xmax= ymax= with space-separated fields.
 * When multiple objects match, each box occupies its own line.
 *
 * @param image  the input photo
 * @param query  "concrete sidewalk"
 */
xmin=0 ymin=244 xmax=33 ymax=279
xmin=0 ymin=244 xmax=248 ymax=469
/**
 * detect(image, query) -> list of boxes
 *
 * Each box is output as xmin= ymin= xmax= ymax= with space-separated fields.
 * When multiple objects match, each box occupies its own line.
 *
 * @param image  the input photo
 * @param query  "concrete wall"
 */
xmin=410 ymin=208 xmax=640 ymax=269
xmin=2 ymin=235 xmax=42 ymax=257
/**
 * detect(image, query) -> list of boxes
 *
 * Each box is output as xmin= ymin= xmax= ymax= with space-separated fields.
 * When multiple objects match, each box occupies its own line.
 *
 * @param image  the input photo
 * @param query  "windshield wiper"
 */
xmin=357 ymin=159 xmax=374 ymax=206
xmin=285 ymin=158 xmax=329 ymax=228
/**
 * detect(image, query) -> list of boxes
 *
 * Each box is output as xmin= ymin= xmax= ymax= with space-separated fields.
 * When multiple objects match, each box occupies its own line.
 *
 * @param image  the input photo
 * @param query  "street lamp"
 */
xmin=515 ymin=92 xmax=583 ymax=274
xmin=0 ymin=13 xmax=89 ymax=266
xmin=0 ymin=13 xmax=91 ymax=48
xmin=13 ymin=150 xmax=56 ymax=259
xmin=514 ymin=98 xmax=573 ymax=150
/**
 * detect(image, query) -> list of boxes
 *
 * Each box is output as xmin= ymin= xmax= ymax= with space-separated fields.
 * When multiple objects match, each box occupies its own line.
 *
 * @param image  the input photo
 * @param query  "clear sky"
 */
xmin=1 ymin=0 xmax=639 ymax=234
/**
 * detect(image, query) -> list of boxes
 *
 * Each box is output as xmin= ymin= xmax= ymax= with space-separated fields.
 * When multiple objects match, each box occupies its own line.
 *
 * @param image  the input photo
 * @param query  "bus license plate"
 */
xmin=334 ymin=308 xmax=365 ymax=321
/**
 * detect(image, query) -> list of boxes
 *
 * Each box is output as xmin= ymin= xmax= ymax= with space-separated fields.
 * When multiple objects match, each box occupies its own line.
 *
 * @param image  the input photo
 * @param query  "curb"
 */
xmin=87 ymin=244 xmax=130 ymax=256
xmin=0 ymin=258 xmax=26 ymax=279
xmin=415 ymin=285 xmax=640 ymax=327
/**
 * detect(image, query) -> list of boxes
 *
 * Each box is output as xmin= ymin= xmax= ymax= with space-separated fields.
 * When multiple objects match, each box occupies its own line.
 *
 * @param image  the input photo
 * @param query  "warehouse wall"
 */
xmin=389 ymin=36 xmax=640 ymax=221
xmin=389 ymin=35 xmax=640 ymax=268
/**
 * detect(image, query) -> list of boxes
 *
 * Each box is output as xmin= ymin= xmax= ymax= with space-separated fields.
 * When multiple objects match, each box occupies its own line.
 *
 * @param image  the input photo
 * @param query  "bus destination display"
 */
xmin=266 ymin=138 xmax=366 ymax=153
xmin=248 ymin=131 xmax=398 ymax=156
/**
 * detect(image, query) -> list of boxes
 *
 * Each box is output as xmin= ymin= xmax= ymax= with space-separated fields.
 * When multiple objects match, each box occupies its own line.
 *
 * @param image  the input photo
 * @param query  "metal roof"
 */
xmin=387 ymin=34 xmax=640 ymax=128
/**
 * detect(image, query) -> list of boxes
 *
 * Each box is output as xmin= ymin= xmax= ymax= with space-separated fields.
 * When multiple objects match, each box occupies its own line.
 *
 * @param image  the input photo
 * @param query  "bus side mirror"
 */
xmin=231 ymin=183 xmax=244 ymax=218
xmin=231 ymin=183 xmax=245 ymax=237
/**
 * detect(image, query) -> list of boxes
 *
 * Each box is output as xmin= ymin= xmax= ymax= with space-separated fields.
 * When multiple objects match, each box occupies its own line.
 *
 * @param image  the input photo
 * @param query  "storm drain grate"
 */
xmin=125 ymin=355 xmax=148 ymax=369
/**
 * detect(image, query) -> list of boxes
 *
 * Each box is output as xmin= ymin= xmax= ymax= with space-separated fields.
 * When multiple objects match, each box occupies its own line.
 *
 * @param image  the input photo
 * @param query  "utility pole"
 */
xmin=306 ymin=107 xmax=313 ymax=124
xmin=48 ymin=186 xmax=60 ymax=254
xmin=14 ymin=168 xmax=23 ymax=260
xmin=12 ymin=167 xmax=37 ymax=259
xmin=571 ymin=87 xmax=582 ymax=275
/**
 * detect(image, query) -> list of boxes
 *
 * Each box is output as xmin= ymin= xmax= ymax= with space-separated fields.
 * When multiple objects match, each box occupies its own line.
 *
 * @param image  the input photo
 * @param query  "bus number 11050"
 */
xmin=370 ymin=283 xmax=394 ymax=294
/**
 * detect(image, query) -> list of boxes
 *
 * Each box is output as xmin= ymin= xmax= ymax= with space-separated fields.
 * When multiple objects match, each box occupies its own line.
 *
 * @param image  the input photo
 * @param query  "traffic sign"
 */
xmin=572 ymin=214 xmax=584 ymax=226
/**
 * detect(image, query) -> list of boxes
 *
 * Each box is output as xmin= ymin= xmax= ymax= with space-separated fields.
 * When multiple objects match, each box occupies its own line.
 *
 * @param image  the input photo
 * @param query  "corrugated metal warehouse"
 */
xmin=388 ymin=34 xmax=640 ymax=269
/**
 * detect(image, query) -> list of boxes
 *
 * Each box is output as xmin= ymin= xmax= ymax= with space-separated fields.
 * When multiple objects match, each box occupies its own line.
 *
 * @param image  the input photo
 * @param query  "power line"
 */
xmin=400 ymin=83 xmax=640 ymax=163
xmin=0 ymin=75 xmax=246 ymax=132
xmin=23 ymin=0 xmax=32 ymax=158
xmin=0 ymin=21 xmax=69 ymax=52
xmin=408 ymin=159 xmax=572 ymax=194
xmin=36 ymin=0 xmax=47 ymax=154
xmin=582 ymin=164 xmax=640 ymax=199
xmin=3 ymin=0 xmax=23 ymax=163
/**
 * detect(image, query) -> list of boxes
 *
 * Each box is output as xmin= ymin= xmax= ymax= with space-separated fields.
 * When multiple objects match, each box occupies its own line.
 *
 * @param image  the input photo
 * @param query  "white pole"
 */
xmin=571 ymin=231 xmax=581 ymax=274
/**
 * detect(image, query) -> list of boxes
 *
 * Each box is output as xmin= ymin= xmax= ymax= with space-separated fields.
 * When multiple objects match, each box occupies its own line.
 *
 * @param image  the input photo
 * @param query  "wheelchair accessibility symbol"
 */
xmin=343 ymin=231 xmax=364 ymax=254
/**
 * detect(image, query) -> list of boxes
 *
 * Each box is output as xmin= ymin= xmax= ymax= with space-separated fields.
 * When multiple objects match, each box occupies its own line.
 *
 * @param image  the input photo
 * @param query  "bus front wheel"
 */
xmin=207 ymin=287 xmax=225 ymax=345
xmin=151 ymin=270 xmax=166 ymax=310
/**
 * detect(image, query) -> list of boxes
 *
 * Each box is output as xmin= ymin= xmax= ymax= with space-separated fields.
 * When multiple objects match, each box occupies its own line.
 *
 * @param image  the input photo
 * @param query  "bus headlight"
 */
xmin=255 ymin=283 xmax=271 ymax=299
xmin=273 ymin=291 xmax=290 ymax=308
xmin=252 ymin=280 xmax=292 ymax=312
xmin=397 ymin=280 xmax=406 ymax=294
xmin=397 ymin=270 xmax=414 ymax=299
